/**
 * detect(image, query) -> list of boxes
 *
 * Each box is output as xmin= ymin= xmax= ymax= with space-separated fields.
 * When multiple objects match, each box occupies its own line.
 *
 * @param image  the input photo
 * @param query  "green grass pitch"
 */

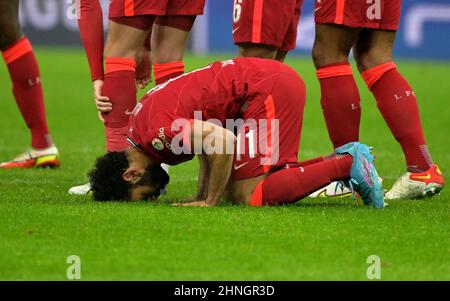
xmin=0 ymin=48 xmax=449 ymax=280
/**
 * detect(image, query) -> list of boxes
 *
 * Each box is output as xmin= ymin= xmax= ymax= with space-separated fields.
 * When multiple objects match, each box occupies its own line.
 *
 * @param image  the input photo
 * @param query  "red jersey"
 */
xmin=127 ymin=57 xmax=295 ymax=165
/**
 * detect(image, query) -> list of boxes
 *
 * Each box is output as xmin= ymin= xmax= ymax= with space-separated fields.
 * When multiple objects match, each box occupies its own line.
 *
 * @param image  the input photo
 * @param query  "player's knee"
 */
xmin=104 ymin=23 xmax=145 ymax=58
xmin=311 ymin=44 xmax=324 ymax=68
xmin=0 ymin=22 xmax=21 ymax=50
xmin=151 ymin=25 xmax=190 ymax=64
xmin=312 ymin=41 xmax=349 ymax=68
xmin=104 ymin=40 xmax=139 ymax=58
xmin=354 ymin=47 xmax=393 ymax=72
xmin=0 ymin=1 xmax=21 ymax=49
xmin=151 ymin=43 xmax=185 ymax=64
xmin=238 ymin=43 xmax=277 ymax=60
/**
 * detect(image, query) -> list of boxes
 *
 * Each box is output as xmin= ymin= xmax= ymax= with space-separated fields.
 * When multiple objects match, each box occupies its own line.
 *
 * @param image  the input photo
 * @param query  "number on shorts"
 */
xmin=236 ymin=128 xmax=257 ymax=161
xmin=233 ymin=0 xmax=243 ymax=23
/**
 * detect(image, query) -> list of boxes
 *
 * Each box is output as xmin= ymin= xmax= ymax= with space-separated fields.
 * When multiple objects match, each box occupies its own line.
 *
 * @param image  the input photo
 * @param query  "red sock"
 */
xmin=250 ymin=155 xmax=352 ymax=206
xmin=294 ymin=153 xmax=341 ymax=168
xmin=316 ymin=62 xmax=361 ymax=148
xmin=292 ymin=156 xmax=324 ymax=168
xmin=153 ymin=61 xmax=184 ymax=85
xmin=362 ymin=62 xmax=432 ymax=172
xmin=102 ymin=57 xmax=136 ymax=152
xmin=2 ymin=37 xmax=51 ymax=149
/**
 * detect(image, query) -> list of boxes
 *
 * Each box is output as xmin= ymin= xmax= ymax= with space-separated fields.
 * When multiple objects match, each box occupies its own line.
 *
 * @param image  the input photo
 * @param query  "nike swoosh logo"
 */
xmin=232 ymin=27 xmax=240 ymax=35
xmin=410 ymin=173 xmax=432 ymax=181
xmin=234 ymin=162 xmax=249 ymax=170
xmin=314 ymin=7 xmax=322 ymax=12
xmin=125 ymin=110 xmax=133 ymax=115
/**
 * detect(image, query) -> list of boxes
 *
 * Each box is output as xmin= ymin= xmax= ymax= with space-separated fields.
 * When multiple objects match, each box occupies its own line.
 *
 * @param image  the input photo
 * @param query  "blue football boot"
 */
xmin=335 ymin=142 xmax=385 ymax=209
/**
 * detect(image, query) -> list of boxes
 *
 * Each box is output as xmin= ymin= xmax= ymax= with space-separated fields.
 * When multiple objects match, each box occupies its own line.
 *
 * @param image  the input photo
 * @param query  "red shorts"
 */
xmin=315 ymin=0 xmax=401 ymax=30
xmin=232 ymin=0 xmax=304 ymax=52
xmin=109 ymin=0 xmax=205 ymax=31
xmin=232 ymin=65 xmax=305 ymax=181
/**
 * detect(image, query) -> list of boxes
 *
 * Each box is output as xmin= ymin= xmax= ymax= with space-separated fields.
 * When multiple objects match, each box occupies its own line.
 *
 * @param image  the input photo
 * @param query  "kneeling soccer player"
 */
xmin=88 ymin=58 xmax=385 ymax=208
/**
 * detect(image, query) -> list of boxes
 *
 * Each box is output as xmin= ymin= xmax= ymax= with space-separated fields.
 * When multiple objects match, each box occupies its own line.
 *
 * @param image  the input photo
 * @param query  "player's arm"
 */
xmin=184 ymin=121 xmax=236 ymax=206
xmin=77 ymin=0 xmax=104 ymax=82
xmin=77 ymin=0 xmax=111 ymax=121
xmin=195 ymin=154 xmax=210 ymax=200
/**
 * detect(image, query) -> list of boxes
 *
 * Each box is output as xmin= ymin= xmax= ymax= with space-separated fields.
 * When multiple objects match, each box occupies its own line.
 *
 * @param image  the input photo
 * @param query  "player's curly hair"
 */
xmin=88 ymin=151 xmax=170 ymax=202
xmin=88 ymin=151 xmax=131 ymax=201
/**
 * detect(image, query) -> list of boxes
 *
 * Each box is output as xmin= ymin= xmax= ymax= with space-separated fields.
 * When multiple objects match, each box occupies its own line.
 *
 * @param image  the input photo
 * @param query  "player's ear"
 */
xmin=122 ymin=168 xmax=141 ymax=183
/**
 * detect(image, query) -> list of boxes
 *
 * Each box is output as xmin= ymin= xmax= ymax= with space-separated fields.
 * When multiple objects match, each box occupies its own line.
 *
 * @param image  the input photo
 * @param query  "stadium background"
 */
xmin=19 ymin=0 xmax=450 ymax=60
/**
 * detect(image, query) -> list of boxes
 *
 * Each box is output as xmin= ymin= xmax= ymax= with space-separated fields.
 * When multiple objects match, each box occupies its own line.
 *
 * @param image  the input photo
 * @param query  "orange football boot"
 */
xmin=385 ymin=164 xmax=444 ymax=199
xmin=0 ymin=145 xmax=60 ymax=169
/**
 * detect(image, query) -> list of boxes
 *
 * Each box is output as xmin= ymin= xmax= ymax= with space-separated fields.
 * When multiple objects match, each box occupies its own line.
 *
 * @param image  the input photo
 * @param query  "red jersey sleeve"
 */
xmin=77 ymin=0 xmax=105 ymax=81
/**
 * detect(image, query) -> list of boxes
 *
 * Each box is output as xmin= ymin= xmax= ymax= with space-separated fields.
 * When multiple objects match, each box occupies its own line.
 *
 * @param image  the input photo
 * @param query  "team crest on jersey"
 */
xmin=152 ymin=138 xmax=164 ymax=151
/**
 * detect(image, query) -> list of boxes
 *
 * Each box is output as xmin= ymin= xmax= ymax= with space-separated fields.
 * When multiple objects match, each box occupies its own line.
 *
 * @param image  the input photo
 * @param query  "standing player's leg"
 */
xmin=135 ymin=32 xmax=152 ymax=89
xmin=151 ymin=0 xmax=205 ymax=85
xmin=76 ymin=0 xmax=152 ymax=89
xmin=100 ymin=0 xmax=167 ymax=152
xmin=151 ymin=16 xmax=195 ymax=85
xmin=151 ymin=0 xmax=205 ymax=177
xmin=150 ymin=17 xmax=196 ymax=179
xmin=353 ymin=30 xmax=444 ymax=199
xmin=0 ymin=0 xmax=59 ymax=169
xmin=312 ymin=24 xmax=361 ymax=149
xmin=232 ymin=0 xmax=299 ymax=62
xmin=147 ymin=19 xmax=192 ymax=187
xmin=69 ymin=2 xmax=154 ymax=195
xmin=276 ymin=0 xmax=303 ymax=63
xmin=101 ymin=18 xmax=151 ymax=152
xmin=308 ymin=0 xmax=368 ymax=198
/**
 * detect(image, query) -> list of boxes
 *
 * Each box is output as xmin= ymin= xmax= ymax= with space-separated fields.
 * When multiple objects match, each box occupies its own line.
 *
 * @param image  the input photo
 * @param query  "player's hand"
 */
xmin=135 ymin=47 xmax=152 ymax=89
xmin=93 ymin=79 xmax=108 ymax=102
xmin=92 ymin=80 xmax=112 ymax=122
xmin=96 ymin=97 xmax=112 ymax=113
xmin=172 ymin=200 xmax=211 ymax=207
